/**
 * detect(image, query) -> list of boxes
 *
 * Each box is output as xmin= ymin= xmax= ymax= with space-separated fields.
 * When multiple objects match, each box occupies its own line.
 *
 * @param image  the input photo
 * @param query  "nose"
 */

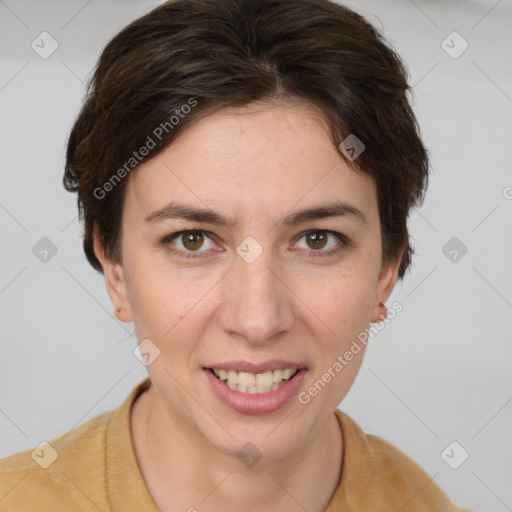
xmin=218 ymin=247 xmax=295 ymax=346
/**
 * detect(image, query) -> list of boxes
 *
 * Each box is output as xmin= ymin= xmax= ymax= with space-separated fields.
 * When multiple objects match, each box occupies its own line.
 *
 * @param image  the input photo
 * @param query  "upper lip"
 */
xmin=205 ymin=360 xmax=306 ymax=373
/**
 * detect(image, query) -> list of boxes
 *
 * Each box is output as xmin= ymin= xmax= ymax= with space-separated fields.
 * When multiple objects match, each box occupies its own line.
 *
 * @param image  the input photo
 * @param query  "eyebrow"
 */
xmin=144 ymin=200 xmax=367 ymax=227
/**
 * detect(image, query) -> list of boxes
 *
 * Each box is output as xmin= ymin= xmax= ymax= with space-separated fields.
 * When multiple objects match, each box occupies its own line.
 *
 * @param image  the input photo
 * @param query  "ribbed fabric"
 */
xmin=0 ymin=377 xmax=471 ymax=511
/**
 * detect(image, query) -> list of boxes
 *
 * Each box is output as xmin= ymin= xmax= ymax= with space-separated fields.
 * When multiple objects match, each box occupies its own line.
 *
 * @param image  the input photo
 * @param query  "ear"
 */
xmin=93 ymin=226 xmax=133 ymax=323
xmin=369 ymin=247 xmax=403 ymax=323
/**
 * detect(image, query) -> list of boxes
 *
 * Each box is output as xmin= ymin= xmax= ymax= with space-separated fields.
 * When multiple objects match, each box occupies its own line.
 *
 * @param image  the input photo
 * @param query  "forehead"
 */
xmin=124 ymin=102 xmax=377 ymax=225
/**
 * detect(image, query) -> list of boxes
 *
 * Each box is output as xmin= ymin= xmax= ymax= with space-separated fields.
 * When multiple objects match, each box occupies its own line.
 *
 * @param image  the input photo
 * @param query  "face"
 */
xmin=95 ymin=101 xmax=400 ymax=461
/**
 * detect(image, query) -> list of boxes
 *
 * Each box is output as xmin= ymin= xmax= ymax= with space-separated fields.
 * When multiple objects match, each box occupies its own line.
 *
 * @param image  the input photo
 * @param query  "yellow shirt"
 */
xmin=0 ymin=377 xmax=471 ymax=511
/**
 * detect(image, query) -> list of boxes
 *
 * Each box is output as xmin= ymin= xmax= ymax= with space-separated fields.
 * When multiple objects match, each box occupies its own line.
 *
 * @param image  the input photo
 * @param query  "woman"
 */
xmin=0 ymin=0 xmax=473 ymax=510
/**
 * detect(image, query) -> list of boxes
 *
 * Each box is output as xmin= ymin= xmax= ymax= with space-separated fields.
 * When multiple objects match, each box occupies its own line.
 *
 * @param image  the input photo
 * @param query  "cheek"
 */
xmin=296 ymin=265 xmax=376 ymax=340
xmin=128 ymin=273 xmax=171 ymax=336
xmin=297 ymin=276 xmax=373 ymax=408
xmin=127 ymin=258 xmax=217 ymax=353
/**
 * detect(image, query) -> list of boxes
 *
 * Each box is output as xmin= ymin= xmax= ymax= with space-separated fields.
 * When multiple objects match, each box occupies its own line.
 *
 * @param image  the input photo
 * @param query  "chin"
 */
xmin=204 ymin=421 xmax=306 ymax=465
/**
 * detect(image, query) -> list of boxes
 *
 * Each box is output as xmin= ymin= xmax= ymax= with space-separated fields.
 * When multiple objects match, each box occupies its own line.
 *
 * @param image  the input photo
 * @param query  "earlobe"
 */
xmin=370 ymin=248 xmax=403 ymax=323
xmin=374 ymin=302 xmax=388 ymax=322
xmin=92 ymin=227 xmax=133 ymax=323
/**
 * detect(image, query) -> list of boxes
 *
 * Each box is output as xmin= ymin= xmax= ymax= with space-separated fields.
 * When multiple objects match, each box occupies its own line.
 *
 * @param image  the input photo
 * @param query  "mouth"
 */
xmin=203 ymin=362 xmax=307 ymax=414
xmin=207 ymin=367 xmax=300 ymax=394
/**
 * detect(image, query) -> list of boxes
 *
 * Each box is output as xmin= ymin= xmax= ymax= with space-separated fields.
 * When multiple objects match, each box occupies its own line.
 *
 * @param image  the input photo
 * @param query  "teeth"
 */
xmin=256 ymin=371 xmax=273 ymax=388
xmin=211 ymin=367 xmax=298 ymax=394
xmin=282 ymin=368 xmax=294 ymax=380
xmin=238 ymin=372 xmax=255 ymax=388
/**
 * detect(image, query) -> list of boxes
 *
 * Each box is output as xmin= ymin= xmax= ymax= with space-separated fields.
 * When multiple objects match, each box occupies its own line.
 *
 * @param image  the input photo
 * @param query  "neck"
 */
xmin=130 ymin=385 xmax=343 ymax=512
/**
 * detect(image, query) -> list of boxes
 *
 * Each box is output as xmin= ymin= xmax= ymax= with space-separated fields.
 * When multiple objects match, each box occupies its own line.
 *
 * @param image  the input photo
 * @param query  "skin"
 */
xmin=94 ymin=101 xmax=401 ymax=512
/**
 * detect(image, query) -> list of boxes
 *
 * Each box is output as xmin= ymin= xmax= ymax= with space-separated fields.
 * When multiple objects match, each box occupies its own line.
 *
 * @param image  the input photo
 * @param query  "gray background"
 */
xmin=1 ymin=0 xmax=511 ymax=510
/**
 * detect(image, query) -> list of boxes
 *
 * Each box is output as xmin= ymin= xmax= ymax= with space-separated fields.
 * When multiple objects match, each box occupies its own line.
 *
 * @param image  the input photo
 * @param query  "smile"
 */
xmin=209 ymin=368 xmax=298 ymax=394
xmin=204 ymin=363 xmax=307 ymax=414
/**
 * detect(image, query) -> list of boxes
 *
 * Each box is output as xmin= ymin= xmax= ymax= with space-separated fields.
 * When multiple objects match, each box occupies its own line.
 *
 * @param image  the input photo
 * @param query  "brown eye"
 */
xmin=294 ymin=229 xmax=348 ymax=258
xmin=305 ymin=231 xmax=328 ymax=250
xmin=161 ymin=230 xmax=217 ymax=259
xmin=181 ymin=231 xmax=204 ymax=251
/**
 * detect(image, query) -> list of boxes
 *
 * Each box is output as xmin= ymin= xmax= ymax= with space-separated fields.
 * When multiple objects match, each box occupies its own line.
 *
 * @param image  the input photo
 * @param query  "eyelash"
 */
xmin=160 ymin=229 xmax=350 ymax=260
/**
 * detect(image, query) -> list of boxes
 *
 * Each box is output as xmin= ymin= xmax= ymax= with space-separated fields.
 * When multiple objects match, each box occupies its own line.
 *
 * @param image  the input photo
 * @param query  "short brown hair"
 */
xmin=63 ymin=0 xmax=429 ymax=279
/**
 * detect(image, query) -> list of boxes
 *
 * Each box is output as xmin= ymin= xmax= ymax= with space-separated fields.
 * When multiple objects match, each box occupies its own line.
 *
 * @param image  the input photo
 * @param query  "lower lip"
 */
xmin=204 ymin=368 xmax=307 ymax=414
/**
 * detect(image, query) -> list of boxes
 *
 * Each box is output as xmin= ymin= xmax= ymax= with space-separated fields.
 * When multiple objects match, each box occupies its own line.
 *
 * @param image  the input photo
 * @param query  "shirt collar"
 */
xmin=105 ymin=377 xmax=357 ymax=511
xmin=106 ymin=376 xmax=159 ymax=512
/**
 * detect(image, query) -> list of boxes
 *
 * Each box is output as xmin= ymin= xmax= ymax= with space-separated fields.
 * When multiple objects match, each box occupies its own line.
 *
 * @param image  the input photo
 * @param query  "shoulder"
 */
xmin=0 ymin=409 xmax=113 ymax=511
xmin=333 ymin=409 xmax=473 ymax=511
